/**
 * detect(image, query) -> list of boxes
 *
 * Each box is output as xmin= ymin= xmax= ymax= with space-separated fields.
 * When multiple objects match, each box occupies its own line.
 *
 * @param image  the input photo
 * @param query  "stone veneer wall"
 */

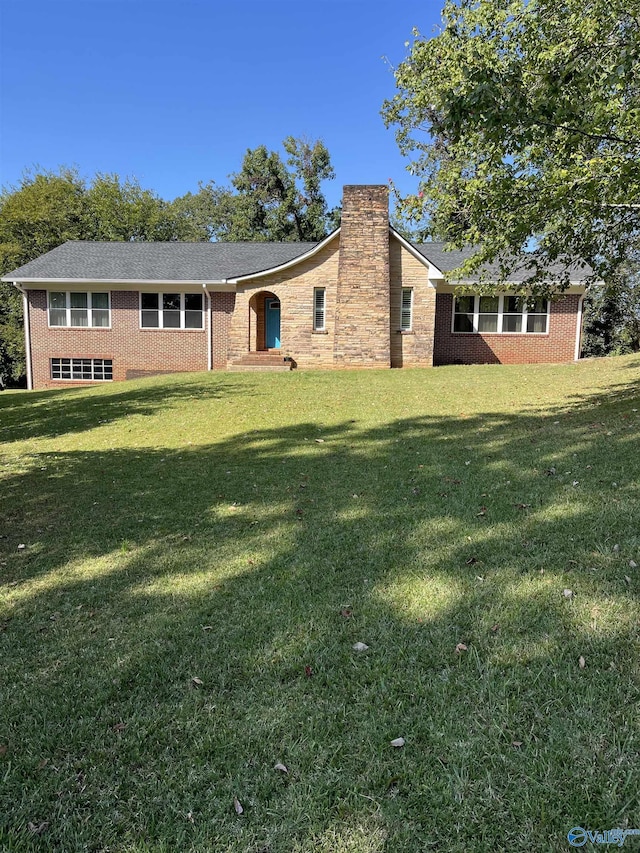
xmin=226 ymin=238 xmax=340 ymax=368
xmin=333 ymin=185 xmax=391 ymax=368
xmin=389 ymin=237 xmax=436 ymax=368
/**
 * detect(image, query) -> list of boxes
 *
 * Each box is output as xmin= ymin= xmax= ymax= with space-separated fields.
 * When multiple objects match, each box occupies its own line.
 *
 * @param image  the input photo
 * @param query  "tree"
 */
xmin=382 ymin=0 xmax=640 ymax=292
xmin=582 ymin=252 xmax=640 ymax=356
xmin=185 ymin=136 xmax=338 ymax=242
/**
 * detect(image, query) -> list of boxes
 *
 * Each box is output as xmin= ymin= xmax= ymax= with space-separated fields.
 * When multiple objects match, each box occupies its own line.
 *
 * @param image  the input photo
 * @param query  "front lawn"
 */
xmin=1 ymin=357 xmax=639 ymax=851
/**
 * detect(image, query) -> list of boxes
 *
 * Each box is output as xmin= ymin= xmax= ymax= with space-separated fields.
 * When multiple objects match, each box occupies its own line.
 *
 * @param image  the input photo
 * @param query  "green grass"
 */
xmin=1 ymin=356 xmax=640 ymax=852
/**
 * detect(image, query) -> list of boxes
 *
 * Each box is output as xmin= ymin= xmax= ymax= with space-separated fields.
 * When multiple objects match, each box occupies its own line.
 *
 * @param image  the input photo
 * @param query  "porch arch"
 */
xmin=249 ymin=290 xmax=281 ymax=352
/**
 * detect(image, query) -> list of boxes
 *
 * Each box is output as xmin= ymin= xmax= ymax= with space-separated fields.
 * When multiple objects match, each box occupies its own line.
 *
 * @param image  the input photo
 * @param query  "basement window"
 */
xmin=453 ymin=294 xmax=549 ymax=334
xmin=140 ymin=293 xmax=203 ymax=329
xmin=51 ymin=358 xmax=113 ymax=381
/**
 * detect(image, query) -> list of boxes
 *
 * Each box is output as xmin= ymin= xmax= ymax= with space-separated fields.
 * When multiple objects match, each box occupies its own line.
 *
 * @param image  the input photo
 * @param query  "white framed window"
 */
xmin=452 ymin=294 xmax=549 ymax=334
xmin=313 ymin=287 xmax=326 ymax=331
xmin=48 ymin=292 xmax=110 ymax=328
xmin=400 ymin=288 xmax=413 ymax=331
xmin=51 ymin=358 xmax=113 ymax=381
xmin=140 ymin=293 xmax=203 ymax=329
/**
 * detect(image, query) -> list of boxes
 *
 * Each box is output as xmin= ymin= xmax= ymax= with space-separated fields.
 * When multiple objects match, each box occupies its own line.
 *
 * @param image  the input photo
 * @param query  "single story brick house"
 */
xmin=3 ymin=185 xmax=592 ymax=390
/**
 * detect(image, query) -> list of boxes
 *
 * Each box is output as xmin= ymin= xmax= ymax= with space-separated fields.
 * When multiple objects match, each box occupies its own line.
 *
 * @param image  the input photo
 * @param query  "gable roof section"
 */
xmin=411 ymin=242 xmax=594 ymax=282
xmin=2 ymin=240 xmax=321 ymax=283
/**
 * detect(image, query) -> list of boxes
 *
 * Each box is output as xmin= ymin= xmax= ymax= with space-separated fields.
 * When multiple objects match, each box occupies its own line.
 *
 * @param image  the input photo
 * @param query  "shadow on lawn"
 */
xmin=1 ymin=380 xmax=639 ymax=851
xmin=0 ymin=373 xmax=252 ymax=443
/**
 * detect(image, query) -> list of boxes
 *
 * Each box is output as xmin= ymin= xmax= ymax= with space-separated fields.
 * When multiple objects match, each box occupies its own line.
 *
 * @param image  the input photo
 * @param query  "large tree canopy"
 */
xmin=382 ymin=0 xmax=640 ymax=291
xmin=175 ymin=136 xmax=338 ymax=242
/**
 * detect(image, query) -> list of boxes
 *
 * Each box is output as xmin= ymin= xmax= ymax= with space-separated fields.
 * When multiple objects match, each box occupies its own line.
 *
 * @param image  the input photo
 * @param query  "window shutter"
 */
xmin=314 ymin=288 xmax=326 ymax=331
xmin=401 ymin=288 xmax=413 ymax=331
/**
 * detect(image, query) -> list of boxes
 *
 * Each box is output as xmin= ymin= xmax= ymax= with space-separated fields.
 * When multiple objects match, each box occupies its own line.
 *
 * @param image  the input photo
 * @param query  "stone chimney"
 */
xmin=333 ymin=185 xmax=390 ymax=367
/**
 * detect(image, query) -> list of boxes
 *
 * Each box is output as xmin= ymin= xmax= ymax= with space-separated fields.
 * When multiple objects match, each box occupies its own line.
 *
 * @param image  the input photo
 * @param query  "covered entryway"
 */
xmin=248 ymin=290 xmax=282 ymax=352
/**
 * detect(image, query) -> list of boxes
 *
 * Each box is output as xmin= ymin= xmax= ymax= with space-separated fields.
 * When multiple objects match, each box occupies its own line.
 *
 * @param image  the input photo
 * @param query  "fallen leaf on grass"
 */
xmin=202 ymin=625 xmax=214 ymax=631
xmin=490 ymin=624 xmax=500 ymax=633
xmin=625 ymin=576 xmax=632 ymax=585
xmin=0 ymin=744 xmax=7 ymax=757
xmin=340 ymin=607 xmax=352 ymax=618
xmin=314 ymin=438 xmax=325 ymax=444
xmin=112 ymin=722 xmax=126 ymax=732
xmin=28 ymin=821 xmax=48 ymax=835
xmin=465 ymin=556 xmax=478 ymax=565
xmin=233 ymin=796 xmax=244 ymax=815
xmin=36 ymin=758 xmax=49 ymax=770
xmin=353 ymin=642 xmax=369 ymax=652
xmin=476 ymin=507 xmax=487 ymax=517
xmin=515 ymin=503 xmax=532 ymax=510
xmin=390 ymin=737 xmax=405 ymax=748
xmin=191 ymin=677 xmax=203 ymax=687
xmin=578 ymin=656 xmax=586 ymax=669
xmin=512 ymin=741 xmax=523 ymax=748
xmin=304 ymin=665 xmax=313 ymax=677
xmin=274 ymin=762 xmax=289 ymax=773
xmin=562 ymin=589 xmax=573 ymax=599
xmin=630 ymin=560 xmax=638 ymax=569
xmin=455 ymin=643 xmax=468 ymax=654
xmin=17 ymin=544 xmax=26 ymax=551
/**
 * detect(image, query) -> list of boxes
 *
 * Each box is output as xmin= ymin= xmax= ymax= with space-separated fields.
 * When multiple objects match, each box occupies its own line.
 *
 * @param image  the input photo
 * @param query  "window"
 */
xmin=452 ymin=294 xmax=549 ymax=334
xmin=48 ymin=292 xmax=110 ymax=328
xmin=51 ymin=358 xmax=113 ymax=381
xmin=313 ymin=288 xmax=326 ymax=331
xmin=140 ymin=293 xmax=203 ymax=329
xmin=400 ymin=288 xmax=413 ymax=331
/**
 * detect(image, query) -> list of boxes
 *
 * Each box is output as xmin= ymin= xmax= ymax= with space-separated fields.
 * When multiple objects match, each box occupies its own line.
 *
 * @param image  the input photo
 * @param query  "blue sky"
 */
xmin=0 ymin=0 xmax=444 ymax=210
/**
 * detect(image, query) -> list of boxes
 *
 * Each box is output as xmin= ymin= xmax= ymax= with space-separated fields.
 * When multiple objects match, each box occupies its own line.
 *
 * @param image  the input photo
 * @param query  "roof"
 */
xmin=412 ymin=242 xmax=593 ymax=281
xmin=2 ymin=235 xmax=594 ymax=283
xmin=2 ymin=240 xmax=320 ymax=282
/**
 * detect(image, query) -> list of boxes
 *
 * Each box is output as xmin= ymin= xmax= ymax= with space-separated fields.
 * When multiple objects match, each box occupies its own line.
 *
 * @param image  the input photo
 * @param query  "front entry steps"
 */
xmin=228 ymin=351 xmax=292 ymax=372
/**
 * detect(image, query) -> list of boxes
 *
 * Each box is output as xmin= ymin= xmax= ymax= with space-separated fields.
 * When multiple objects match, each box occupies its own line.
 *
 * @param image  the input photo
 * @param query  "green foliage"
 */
xmin=179 ymin=136 xmax=338 ymax=242
xmin=583 ymin=253 xmax=640 ymax=356
xmin=382 ymin=0 xmax=640 ymax=292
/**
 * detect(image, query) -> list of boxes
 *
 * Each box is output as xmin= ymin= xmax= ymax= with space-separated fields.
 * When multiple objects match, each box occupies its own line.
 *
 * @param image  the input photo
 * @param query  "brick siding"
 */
xmin=433 ymin=292 xmax=581 ymax=365
xmin=28 ymin=289 xmax=208 ymax=388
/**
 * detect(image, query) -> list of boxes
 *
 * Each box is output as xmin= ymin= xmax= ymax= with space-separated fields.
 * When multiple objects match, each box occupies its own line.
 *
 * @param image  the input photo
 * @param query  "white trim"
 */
xmin=139 ymin=291 xmax=205 ymax=330
xmin=17 ymin=287 xmax=33 ymax=390
xmin=205 ymin=287 xmax=212 ymax=370
xmin=451 ymin=293 xmax=551 ymax=335
xmin=48 ymin=290 xmax=111 ymax=329
xmin=228 ymin=230 xmax=340 ymax=283
xmin=4 ymin=277 xmax=228 ymax=286
xmin=389 ymin=228 xmax=440 ymax=281
xmin=574 ymin=295 xmax=584 ymax=361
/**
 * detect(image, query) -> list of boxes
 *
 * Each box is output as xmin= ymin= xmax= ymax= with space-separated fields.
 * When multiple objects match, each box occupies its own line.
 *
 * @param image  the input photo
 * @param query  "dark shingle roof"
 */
xmin=411 ymin=241 xmax=593 ymax=281
xmin=3 ymin=235 xmax=593 ymax=283
xmin=2 ymin=240 xmax=320 ymax=282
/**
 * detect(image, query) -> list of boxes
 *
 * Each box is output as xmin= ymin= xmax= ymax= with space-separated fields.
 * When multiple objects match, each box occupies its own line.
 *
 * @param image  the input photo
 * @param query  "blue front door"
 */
xmin=265 ymin=298 xmax=281 ymax=348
